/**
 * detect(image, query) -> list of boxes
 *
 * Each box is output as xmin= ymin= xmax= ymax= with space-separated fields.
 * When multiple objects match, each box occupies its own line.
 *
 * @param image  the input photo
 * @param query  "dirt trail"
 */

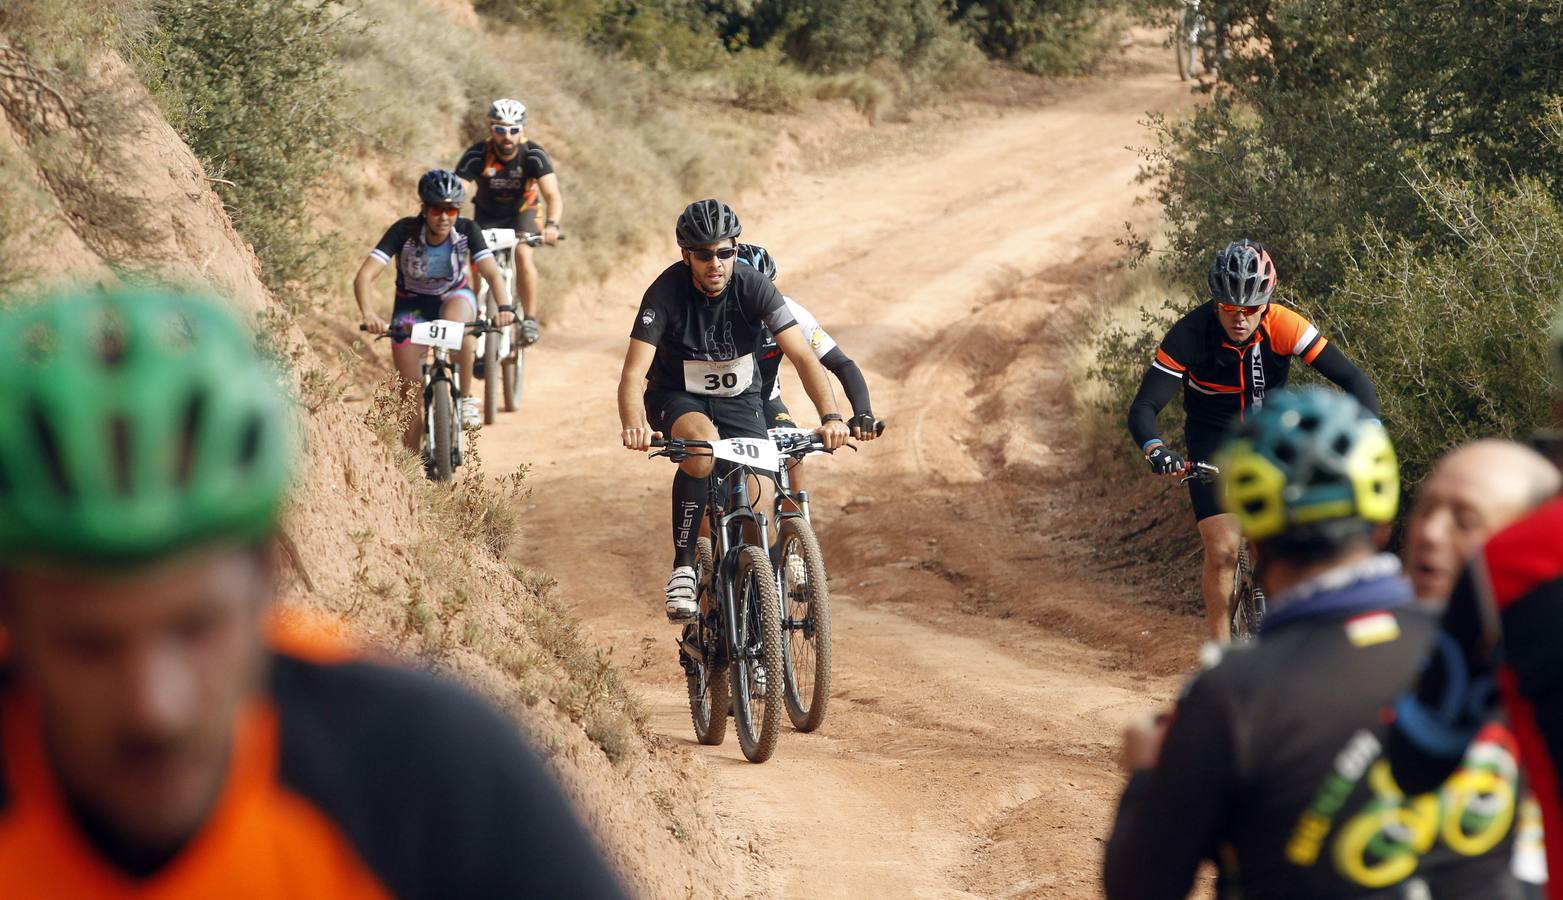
xmin=484 ymin=42 xmax=1198 ymax=899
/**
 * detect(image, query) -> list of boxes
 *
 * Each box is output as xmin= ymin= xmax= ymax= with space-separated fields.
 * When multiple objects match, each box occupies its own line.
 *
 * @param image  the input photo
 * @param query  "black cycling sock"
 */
xmin=671 ymin=470 xmax=707 ymax=568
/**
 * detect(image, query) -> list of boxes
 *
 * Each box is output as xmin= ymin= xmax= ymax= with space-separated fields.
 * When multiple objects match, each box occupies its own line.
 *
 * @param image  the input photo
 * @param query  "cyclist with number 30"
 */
xmin=1127 ymin=240 xmax=1380 ymax=642
xmin=618 ymin=200 xmax=849 ymax=622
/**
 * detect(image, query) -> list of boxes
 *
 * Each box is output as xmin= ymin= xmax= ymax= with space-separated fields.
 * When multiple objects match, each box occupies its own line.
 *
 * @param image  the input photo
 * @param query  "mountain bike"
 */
xmin=1184 ymin=461 xmax=1266 ymax=639
xmin=361 ymin=318 xmax=493 ymax=482
xmin=649 ymin=437 xmax=785 ymax=763
xmin=475 ymin=228 xmax=565 ymax=421
xmin=1175 ymin=0 xmax=1219 ymax=81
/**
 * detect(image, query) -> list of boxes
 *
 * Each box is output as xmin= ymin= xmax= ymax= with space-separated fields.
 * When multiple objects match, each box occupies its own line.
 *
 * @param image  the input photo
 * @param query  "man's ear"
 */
xmin=680 ymin=249 xmax=691 ymax=267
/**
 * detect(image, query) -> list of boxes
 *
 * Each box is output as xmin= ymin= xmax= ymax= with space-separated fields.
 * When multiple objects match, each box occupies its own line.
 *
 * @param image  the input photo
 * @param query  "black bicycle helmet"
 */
xmin=675 ymin=199 xmax=741 ymax=248
xmin=1208 ymin=239 xmax=1278 ymax=307
xmin=736 ymin=243 xmax=777 ymax=281
xmin=417 ymin=168 xmax=466 ymax=207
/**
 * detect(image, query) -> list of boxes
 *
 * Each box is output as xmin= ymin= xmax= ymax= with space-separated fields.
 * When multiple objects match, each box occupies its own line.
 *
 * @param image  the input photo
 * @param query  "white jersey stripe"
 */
xmin=1151 ymin=360 xmax=1184 ymax=379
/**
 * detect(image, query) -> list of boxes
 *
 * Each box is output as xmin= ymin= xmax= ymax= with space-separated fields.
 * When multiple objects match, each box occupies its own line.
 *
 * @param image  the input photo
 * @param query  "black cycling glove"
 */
xmin=1146 ymin=445 xmax=1186 ymax=475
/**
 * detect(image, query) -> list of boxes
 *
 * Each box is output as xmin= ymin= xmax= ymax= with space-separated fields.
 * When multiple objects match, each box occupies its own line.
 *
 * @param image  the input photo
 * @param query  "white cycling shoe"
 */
xmin=665 ymin=566 xmax=698 ymax=622
xmin=459 ymin=396 xmax=482 ymax=429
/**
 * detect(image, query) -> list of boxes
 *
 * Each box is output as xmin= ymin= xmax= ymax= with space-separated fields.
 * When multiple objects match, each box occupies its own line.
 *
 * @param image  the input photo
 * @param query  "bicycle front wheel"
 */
xmin=430 ymin=380 xmax=455 ymax=482
xmin=1176 ymin=8 xmax=1198 ymax=80
xmin=502 ymin=335 xmax=524 ymax=412
xmin=778 ymin=517 xmax=832 ymax=732
xmin=730 ymin=544 xmax=784 ymax=763
xmin=1230 ymin=542 xmax=1264 ymax=640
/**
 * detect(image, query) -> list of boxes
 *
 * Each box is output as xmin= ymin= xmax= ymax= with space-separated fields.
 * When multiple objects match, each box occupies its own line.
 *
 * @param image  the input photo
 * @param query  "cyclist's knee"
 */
xmin=679 ymin=456 xmax=714 ymax=479
xmin=441 ymin=288 xmax=478 ymax=321
xmin=1200 ymin=531 xmax=1240 ymax=570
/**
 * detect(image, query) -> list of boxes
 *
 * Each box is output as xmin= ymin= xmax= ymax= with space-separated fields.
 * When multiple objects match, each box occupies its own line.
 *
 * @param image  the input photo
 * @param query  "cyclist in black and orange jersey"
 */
xmin=454 ymin=98 xmax=563 ymax=347
xmin=1127 ymin=239 xmax=1380 ymax=642
xmin=0 ymin=287 xmax=625 ymax=898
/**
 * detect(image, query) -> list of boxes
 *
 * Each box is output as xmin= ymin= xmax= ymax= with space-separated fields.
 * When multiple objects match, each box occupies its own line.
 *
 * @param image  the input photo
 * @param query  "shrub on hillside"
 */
xmin=137 ymin=0 xmax=357 ymax=308
xmin=953 ymin=0 xmax=1127 ymax=75
xmin=1319 ymin=174 xmax=1563 ymax=486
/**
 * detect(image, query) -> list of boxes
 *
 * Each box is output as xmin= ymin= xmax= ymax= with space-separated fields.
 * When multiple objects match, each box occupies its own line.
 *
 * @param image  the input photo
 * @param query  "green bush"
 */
xmin=954 ymin=0 xmax=1127 ymax=75
xmin=136 ymin=0 xmax=357 ymax=309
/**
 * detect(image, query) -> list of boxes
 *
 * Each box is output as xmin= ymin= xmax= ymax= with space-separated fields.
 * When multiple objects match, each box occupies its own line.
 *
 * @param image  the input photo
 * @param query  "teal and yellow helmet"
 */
xmin=0 ymin=286 xmax=295 ymax=566
xmin=1215 ymin=388 xmax=1398 ymax=542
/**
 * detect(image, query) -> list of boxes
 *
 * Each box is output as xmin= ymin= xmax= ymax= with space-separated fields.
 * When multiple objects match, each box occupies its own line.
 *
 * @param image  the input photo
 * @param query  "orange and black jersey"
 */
xmin=0 ymin=633 xmax=627 ymax=899
xmin=1127 ymin=302 xmax=1379 ymax=456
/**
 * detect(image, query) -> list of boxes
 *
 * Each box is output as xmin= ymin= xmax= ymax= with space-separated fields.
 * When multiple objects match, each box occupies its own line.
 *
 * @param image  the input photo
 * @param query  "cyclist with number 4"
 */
xmin=454 ymin=98 xmax=563 ymax=348
xmin=618 ymin=200 xmax=849 ymax=622
xmin=735 ymin=243 xmax=880 ymax=509
xmin=354 ymin=169 xmax=515 ymax=443
xmin=1127 ymin=239 xmax=1380 ymax=642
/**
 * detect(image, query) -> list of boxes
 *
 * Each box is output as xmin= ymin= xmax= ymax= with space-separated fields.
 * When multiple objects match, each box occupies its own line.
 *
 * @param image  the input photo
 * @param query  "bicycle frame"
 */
xmin=701 ymin=465 xmax=772 ymax=668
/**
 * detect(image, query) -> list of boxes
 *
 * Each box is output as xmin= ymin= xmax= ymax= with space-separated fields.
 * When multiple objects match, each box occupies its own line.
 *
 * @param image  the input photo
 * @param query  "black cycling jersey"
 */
xmin=454 ymin=139 xmax=553 ymax=225
xmin=1104 ymin=557 xmax=1524 ymax=899
xmin=1126 ymin=301 xmax=1379 ymax=455
xmin=630 ymin=261 xmax=795 ymax=398
xmin=369 ymin=216 xmax=491 ymax=298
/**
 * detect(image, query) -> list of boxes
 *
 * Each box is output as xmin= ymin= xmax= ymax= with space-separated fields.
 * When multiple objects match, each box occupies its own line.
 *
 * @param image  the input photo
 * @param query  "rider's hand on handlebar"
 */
xmin=1146 ymin=444 xmax=1187 ymax=478
xmin=494 ymin=309 xmax=516 ymax=328
xmin=817 ymin=418 xmax=850 ymax=450
xmin=849 ymin=413 xmax=881 ymax=442
xmin=543 ymin=223 xmax=561 ymax=246
xmin=362 ymin=312 xmax=388 ymax=336
xmin=622 ymin=424 xmax=661 ymax=452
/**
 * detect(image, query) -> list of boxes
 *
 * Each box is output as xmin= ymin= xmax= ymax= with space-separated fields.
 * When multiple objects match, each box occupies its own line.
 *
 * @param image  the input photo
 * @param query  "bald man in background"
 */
xmin=1400 ymin=438 xmax=1558 ymax=897
xmin=1404 ymin=439 xmax=1561 ymax=605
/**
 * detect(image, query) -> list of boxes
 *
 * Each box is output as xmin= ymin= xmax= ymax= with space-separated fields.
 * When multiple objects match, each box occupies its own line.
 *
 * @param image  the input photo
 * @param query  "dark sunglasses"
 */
xmin=687 ymin=247 xmax=738 ymax=263
xmin=491 ymin=125 xmax=522 ymax=136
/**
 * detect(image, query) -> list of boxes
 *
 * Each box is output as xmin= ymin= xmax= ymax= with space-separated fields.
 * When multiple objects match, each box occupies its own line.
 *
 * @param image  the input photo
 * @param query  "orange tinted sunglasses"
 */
xmin=427 ymin=205 xmax=460 ymax=217
xmin=1217 ymin=302 xmax=1265 ymax=315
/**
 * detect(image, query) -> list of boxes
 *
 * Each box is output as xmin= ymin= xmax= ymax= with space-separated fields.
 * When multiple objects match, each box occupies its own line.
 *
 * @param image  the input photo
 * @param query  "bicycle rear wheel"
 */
xmin=730 ymin=544 xmax=784 ymax=763
xmin=778 ymin=517 xmax=832 ymax=732
xmin=1230 ymin=542 xmax=1264 ymax=640
xmin=685 ymin=538 xmax=728 ymax=744
xmin=430 ymin=379 xmax=455 ymax=482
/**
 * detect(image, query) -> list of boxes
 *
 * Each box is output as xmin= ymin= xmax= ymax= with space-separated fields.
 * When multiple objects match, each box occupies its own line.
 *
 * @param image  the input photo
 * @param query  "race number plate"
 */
xmin=482 ymin=228 xmax=519 ymax=251
xmin=711 ymin=438 xmax=780 ymax=472
xmin=683 ymin=356 xmax=754 ymax=397
xmin=767 ymin=427 xmax=814 ymax=442
xmin=409 ymin=319 xmax=465 ymax=352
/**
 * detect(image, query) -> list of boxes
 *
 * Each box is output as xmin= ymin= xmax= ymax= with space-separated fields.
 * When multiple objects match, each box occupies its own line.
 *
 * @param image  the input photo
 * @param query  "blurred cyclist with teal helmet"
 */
xmin=1106 ymin=388 xmax=1522 ymax=898
xmin=0 ymin=286 xmax=623 ymax=896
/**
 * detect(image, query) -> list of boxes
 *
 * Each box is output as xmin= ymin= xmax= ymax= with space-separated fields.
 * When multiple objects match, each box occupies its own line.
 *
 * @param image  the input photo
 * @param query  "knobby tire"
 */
xmin=430 ymin=380 xmax=455 ymax=482
xmin=778 ymin=517 xmax=832 ymax=732
xmin=687 ymin=538 xmax=728 ymax=745
xmin=731 ymin=544 xmax=784 ymax=763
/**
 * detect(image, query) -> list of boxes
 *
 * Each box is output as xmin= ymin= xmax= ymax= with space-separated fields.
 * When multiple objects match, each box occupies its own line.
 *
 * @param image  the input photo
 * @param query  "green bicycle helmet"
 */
xmin=0 ymin=286 xmax=295 ymax=566
xmin=1215 ymin=388 xmax=1398 ymax=542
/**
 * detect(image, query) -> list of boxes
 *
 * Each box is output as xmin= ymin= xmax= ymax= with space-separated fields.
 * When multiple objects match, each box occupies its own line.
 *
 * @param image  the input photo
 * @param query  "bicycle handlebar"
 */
xmin=358 ymin=319 xmax=494 ymax=340
xmin=1181 ymin=461 xmax=1220 ymax=484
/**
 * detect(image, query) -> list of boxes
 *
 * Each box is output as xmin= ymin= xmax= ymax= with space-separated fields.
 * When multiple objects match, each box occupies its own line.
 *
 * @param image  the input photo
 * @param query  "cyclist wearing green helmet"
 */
xmin=1105 ymin=388 xmax=1521 ymax=898
xmin=0 ymin=288 xmax=624 ymax=896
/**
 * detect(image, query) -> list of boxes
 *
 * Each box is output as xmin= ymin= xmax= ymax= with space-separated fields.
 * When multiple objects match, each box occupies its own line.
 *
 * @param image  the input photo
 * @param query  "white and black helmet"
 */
xmin=487 ymin=98 xmax=527 ymax=127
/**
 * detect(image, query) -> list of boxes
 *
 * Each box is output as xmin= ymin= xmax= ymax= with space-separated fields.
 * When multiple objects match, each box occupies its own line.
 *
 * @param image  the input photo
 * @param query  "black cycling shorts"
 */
xmin=645 ymin=387 xmax=766 ymax=441
xmin=1186 ymin=431 xmax=1225 ymax=522
xmin=390 ymin=290 xmax=477 ymax=346
xmin=763 ymin=396 xmax=794 ymax=430
xmin=475 ymin=191 xmax=541 ymax=240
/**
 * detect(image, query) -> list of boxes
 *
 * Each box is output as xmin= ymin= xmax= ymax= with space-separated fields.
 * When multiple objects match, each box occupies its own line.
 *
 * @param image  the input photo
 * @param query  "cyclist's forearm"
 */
xmin=1128 ymin=367 xmax=1181 ymax=449
xmin=617 ymin=377 xmax=647 ymax=429
xmin=543 ymin=189 xmax=564 ymax=227
xmin=822 ymin=351 xmax=872 ymax=416
xmin=352 ymin=259 xmax=383 ymax=316
xmin=1308 ymin=343 xmax=1379 ymax=417
xmin=476 ymin=257 xmax=513 ymax=309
